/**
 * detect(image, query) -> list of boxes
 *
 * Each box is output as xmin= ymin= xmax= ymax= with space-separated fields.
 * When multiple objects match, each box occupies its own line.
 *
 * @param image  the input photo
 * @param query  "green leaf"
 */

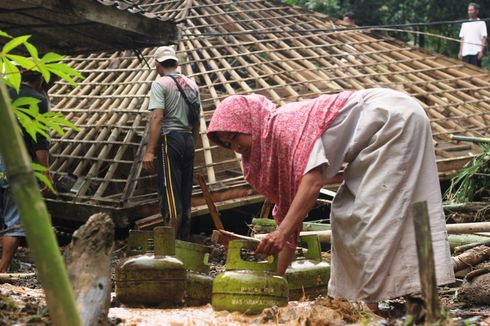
xmin=41 ymin=52 xmax=64 ymax=64
xmin=32 ymin=162 xmax=48 ymax=173
xmin=6 ymin=54 xmax=37 ymax=71
xmin=42 ymin=119 xmax=64 ymax=135
xmin=48 ymin=68 xmax=77 ymax=87
xmin=46 ymin=115 xmax=80 ymax=132
xmin=3 ymin=59 xmax=21 ymax=92
xmin=35 ymin=60 xmax=50 ymax=83
xmin=0 ymin=31 xmax=12 ymax=39
xmin=24 ymin=41 xmax=39 ymax=60
xmin=33 ymin=163 xmax=56 ymax=193
xmin=12 ymin=96 xmax=41 ymax=109
xmin=2 ymin=35 xmax=31 ymax=54
xmin=47 ymin=63 xmax=84 ymax=80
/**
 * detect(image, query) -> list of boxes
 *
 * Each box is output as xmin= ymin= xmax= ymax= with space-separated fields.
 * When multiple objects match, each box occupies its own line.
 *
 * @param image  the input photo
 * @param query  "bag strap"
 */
xmin=167 ymin=74 xmax=193 ymax=108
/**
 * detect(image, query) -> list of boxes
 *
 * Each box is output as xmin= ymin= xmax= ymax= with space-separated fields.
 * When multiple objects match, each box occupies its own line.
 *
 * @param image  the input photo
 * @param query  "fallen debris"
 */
xmin=458 ymin=267 xmax=490 ymax=305
xmin=64 ymin=213 xmax=115 ymax=326
xmin=452 ymin=246 xmax=490 ymax=273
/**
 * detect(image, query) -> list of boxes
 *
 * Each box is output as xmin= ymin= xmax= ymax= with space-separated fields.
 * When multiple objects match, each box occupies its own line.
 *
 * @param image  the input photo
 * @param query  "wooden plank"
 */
xmin=412 ymin=201 xmax=440 ymax=324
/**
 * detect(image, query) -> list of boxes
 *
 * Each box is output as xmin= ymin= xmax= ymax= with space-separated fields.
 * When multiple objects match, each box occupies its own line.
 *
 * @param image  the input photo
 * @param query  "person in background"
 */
xmin=207 ymin=88 xmax=455 ymax=313
xmin=459 ymin=2 xmax=487 ymax=67
xmin=142 ymin=46 xmax=201 ymax=241
xmin=343 ymin=11 xmax=356 ymax=26
xmin=0 ymin=70 xmax=51 ymax=273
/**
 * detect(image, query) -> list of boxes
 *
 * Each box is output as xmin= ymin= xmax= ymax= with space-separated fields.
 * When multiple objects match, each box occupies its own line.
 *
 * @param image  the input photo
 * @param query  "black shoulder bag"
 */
xmin=167 ymin=75 xmax=200 ymax=126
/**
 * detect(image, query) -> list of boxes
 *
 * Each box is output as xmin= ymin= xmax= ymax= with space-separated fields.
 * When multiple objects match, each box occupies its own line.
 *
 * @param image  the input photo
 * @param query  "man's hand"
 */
xmin=478 ymin=51 xmax=484 ymax=60
xmin=255 ymin=229 xmax=287 ymax=256
xmin=142 ymin=151 xmax=155 ymax=172
xmin=40 ymin=172 xmax=53 ymax=195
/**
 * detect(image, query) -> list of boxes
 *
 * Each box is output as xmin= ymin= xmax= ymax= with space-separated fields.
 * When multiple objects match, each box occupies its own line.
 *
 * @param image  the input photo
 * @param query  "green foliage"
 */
xmin=281 ymin=0 xmax=484 ymax=62
xmin=0 ymin=32 xmax=83 ymax=92
xmin=0 ymin=29 xmax=82 ymax=136
xmin=283 ymin=0 xmax=340 ymax=13
xmin=12 ymin=97 xmax=78 ymax=142
xmin=445 ymin=145 xmax=490 ymax=203
xmin=0 ymin=30 xmax=82 ymax=189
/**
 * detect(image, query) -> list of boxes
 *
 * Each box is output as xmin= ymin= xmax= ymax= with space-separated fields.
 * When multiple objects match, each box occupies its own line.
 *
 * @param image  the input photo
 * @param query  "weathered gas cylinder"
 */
xmin=126 ymin=230 xmax=153 ymax=256
xmin=175 ymin=239 xmax=213 ymax=306
xmin=115 ymin=227 xmax=186 ymax=306
xmin=212 ymin=240 xmax=288 ymax=314
xmin=285 ymin=234 xmax=330 ymax=301
xmin=251 ymin=218 xmax=277 ymax=234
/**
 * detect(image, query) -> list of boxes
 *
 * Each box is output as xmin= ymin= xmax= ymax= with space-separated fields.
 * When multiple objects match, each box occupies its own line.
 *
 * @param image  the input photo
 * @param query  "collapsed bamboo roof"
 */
xmin=46 ymin=0 xmax=490 ymax=225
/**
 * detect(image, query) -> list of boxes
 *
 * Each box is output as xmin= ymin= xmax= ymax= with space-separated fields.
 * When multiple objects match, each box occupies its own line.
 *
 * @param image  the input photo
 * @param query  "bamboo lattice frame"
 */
xmin=46 ymin=0 xmax=490 ymax=224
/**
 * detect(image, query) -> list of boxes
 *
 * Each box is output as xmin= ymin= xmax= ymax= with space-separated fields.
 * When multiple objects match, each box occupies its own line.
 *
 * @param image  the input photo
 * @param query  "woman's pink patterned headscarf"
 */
xmin=208 ymin=92 xmax=352 ymax=227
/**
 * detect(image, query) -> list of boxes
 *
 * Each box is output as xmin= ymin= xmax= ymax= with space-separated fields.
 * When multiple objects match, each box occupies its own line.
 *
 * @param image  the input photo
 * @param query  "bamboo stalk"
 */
xmin=447 ymin=222 xmax=490 ymax=234
xmin=0 ymin=81 xmax=81 ymax=325
xmin=412 ymin=201 xmax=440 ymax=324
xmin=450 ymin=135 xmax=490 ymax=144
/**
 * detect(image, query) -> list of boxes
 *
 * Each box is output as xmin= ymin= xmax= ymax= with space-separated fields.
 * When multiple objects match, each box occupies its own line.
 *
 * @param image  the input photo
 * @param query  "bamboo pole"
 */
xmin=447 ymin=222 xmax=490 ymax=234
xmin=301 ymin=223 xmax=490 ymax=245
xmin=412 ymin=201 xmax=441 ymax=324
xmin=450 ymin=135 xmax=490 ymax=144
xmin=0 ymin=81 xmax=81 ymax=325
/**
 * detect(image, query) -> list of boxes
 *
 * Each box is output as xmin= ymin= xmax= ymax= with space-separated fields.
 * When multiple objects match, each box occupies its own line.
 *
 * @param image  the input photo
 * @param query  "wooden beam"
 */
xmin=412 ymin=201 xmax=440 ymax=324
xmin=20 ymin=0 xmax=179 ymax=44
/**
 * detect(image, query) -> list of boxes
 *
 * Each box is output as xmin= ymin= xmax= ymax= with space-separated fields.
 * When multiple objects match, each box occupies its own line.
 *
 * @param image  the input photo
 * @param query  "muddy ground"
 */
xmin=2 ymin=239 xmax=490 ymax=325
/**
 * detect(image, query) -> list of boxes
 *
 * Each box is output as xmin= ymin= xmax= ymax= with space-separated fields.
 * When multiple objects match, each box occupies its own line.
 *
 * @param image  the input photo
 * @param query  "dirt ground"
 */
xmin=3 ymin=242 xmax=490 ymax=326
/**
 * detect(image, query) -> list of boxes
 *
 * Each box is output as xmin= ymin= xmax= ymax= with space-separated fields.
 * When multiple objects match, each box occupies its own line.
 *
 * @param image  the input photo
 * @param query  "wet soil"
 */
xmin=3 ymin=240 xmax=490 ymax=325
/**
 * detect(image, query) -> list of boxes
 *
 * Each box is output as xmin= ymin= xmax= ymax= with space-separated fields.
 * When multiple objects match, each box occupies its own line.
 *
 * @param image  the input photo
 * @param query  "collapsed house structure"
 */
xmin=18 ymin=0 xmax=489 ymax=227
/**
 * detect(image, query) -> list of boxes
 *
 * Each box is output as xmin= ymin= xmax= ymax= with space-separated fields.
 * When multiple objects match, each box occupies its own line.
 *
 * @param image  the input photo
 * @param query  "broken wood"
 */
xmin=197 ymin=174 xmax=225 ymax=230
xmin=252 ymin=229 xmax=332 ymax=243
xmin=412 ymin=201 xmax=441 ymax=324
xmin=0 ymin=272 xmax=36 ymax=282
xmin=64 ymin=213 xmax=114 ymax=326
xmin=211 ymin=229 xmax=260 ymax=247
xmin=452 ymin=245 xmax=490 ymax=273
xmin=259 ymin=200 xmax=273 ymax=219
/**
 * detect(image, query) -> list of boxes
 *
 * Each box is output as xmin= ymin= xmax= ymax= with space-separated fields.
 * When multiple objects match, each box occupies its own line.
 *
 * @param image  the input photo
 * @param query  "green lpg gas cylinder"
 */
xmin=212 ymin=240 xmax=288 ymax=314
xmin=127 ymin=230 xmax=153 ymax=256
xmin=175 ymin=240 xmax=213 ymax=306
xmin=285 ymin=234 xmax=330 ymax=301
xmin=251 ymin=218 xmax=277 ymax=234
xmin=115 ymin=227 xmax=186 ymax=306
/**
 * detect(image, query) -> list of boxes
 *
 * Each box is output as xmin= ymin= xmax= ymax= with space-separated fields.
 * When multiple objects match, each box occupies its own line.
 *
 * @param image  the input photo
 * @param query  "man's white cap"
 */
xmin=154 ymin=46 xmax=178 ymax=63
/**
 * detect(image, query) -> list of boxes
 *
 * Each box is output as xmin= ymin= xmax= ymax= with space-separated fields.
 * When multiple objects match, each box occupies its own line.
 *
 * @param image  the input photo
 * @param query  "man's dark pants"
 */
xmin=156 ymin=131 xmax=194 ymax=241
xmin=463 ymin=54 xmax=482 ymax=67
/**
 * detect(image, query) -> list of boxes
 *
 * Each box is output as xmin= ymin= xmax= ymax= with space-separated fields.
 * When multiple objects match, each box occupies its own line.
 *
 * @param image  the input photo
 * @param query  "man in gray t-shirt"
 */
xmin=143 ymin=46 xmax=201 ymax=240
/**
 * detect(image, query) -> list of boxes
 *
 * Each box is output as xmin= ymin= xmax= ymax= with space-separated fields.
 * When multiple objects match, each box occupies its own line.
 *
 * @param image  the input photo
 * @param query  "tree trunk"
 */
xmin=0 ymin=80 xmax=81 ymax=325
xmin=64 ymin=213 xmax=114 ymax=326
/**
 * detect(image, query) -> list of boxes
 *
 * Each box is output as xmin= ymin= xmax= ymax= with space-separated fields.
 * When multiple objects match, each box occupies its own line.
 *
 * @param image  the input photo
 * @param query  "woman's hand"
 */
xmin=255 ymin=167 xmax=328 ymax=256
xmin=255 ymin=229 xmax=287 ymax=255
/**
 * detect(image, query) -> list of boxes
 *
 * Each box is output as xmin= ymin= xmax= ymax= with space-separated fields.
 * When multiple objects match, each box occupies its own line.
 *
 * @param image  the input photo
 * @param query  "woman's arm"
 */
xmin=255 ymin=166 xmax=327 ymax=255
